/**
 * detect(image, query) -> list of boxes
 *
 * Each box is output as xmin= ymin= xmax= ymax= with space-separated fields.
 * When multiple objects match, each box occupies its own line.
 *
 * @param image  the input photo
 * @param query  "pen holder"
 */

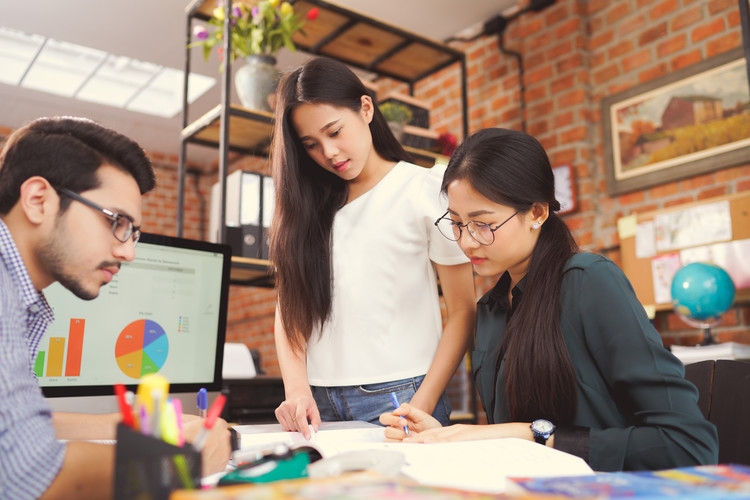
xmin=114 ymin=423 xmax=202 ymax=500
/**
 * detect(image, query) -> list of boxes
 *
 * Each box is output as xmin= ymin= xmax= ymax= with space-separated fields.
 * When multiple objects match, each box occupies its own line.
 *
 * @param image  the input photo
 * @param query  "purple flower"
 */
xmin=251 ymin=5 xmax=259 ymax=17
xmin=232 ymin=3 xmax=242 ymax=18
xmin=193 ymin=25 xmax=208 ymax=41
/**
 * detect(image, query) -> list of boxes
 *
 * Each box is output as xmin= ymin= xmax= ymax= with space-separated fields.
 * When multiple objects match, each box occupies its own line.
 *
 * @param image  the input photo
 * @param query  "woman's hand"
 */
xmin=275 ymin=394 xmax=321 ymax=440
xmin=380 ymin=402 xmax=442 ymax=441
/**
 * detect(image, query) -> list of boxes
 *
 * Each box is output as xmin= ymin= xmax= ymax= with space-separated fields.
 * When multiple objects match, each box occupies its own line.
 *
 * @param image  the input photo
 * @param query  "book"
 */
xmin=670 ymin=342 xmax=750 ymax=365
xmin=509 ymin=463 xmax=750 ymax=498
xmin=230 ymin=422 xmax=593 ymax=494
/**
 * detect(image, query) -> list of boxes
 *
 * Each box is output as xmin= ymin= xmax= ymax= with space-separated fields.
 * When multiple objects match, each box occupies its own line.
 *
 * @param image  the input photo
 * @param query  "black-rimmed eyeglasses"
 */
xmin=434 ymin=210 xmax=520 ymax=246
xmin=57 ymin=188 xmax=141 ymax=246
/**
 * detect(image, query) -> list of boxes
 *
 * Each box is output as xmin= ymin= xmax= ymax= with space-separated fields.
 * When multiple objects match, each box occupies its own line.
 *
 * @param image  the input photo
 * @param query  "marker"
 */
xmin=114 ymin=384 xmax=135 ymax=428
xmin=196 ymin=388 xmax=208 ymax=418
xmin=193 ymin=394 xmax=226 ymax=451
xmin=390 ymin=392 xmax=409 ymax=436
xmin=172 ymin=398 xmax=185 ymax=446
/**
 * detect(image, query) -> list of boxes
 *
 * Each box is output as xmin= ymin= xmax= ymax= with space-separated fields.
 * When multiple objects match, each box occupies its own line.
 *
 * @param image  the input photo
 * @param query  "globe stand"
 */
xmin=700 ymin=326 xmax=715 ymax=346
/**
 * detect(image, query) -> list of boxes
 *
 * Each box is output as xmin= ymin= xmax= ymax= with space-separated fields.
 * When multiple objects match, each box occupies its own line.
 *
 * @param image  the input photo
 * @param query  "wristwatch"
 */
xmin=530 ymin=419 xmax=555 ymax=445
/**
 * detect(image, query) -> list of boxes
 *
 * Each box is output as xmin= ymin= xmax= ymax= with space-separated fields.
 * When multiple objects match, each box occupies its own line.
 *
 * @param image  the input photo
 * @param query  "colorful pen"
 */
xmin=114 ymin=384 xmax=135 ymax=428
xmin=196 ymin=388 xmax=208 ymax=418
xmin=390 ymin=392 xmax=410 ymax=436
xmin=193 ymin=394 xmax=226 ymax=451
xmin=172 ymin=398 xmax=185 ymax=446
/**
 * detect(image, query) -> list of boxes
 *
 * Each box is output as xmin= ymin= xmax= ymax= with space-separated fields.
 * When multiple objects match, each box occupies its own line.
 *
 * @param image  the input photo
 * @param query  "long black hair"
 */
xmin=269 ymin=57 xmax=412 ymax=352
xmin=441 ymin=128 xmax=579 ymax=424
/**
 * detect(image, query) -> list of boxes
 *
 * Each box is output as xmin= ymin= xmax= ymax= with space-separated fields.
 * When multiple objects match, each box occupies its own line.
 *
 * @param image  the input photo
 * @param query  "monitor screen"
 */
xmin=38 ymin=233 xmax=231 ymax=398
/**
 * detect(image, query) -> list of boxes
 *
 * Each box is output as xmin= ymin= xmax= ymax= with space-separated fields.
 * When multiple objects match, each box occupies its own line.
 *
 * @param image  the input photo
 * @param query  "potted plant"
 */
xmin=190 ymin=1 xmax=319 ymax=111
xmin=379 ymin=101 xmax=412 ymax=141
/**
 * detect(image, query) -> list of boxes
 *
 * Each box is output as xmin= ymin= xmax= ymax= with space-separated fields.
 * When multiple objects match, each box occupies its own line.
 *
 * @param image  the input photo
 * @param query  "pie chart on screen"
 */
xmin=115 ymin=319 xmax=169 ymax=378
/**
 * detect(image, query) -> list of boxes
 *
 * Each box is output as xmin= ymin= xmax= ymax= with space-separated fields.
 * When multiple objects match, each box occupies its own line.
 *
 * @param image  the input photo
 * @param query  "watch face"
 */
xmin=533 ymin=420 xmax=554 ymax=434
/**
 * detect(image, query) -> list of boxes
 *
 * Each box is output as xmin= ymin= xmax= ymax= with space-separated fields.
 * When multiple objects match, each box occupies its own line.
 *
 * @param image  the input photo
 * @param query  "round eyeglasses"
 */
xmin=57 ymin=188 xmax=141 ymax=246
xmin=434 ymin=210 xmax=520 ymax=246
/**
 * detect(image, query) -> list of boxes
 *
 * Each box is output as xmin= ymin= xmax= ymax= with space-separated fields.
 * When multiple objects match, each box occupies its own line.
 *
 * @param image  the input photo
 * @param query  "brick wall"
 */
xmin=396 ymin=0 xmax=750 ymax=343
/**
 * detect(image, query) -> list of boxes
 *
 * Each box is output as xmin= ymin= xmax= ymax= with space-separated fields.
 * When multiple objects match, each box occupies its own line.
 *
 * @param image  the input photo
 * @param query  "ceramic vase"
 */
xmin=234 ymin=54 xmax=281 ymax=112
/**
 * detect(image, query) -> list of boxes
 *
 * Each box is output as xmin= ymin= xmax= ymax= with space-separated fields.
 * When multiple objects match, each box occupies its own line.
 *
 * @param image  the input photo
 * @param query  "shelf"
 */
xmin=181 ymin=104 xmax=448 ymax=167
xmin=187 ymin=0 xmax=464 ymax=85
xmin=230 ymin=256 xmax=274 ymax=287
xmin=405 ymin=146 xmax=449 ymax=168
xmin=182 ymin=105 xmax=274 ymax=155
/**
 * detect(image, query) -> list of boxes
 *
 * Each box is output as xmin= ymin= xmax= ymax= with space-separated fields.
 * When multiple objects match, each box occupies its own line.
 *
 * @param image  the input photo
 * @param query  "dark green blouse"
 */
xmin=472 ymin=252 xmax=718 ymax=471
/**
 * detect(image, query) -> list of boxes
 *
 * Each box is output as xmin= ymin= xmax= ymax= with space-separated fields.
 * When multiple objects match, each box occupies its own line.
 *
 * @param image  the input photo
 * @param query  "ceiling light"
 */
xmin=0 ymin=26 xmax=215 ymax=119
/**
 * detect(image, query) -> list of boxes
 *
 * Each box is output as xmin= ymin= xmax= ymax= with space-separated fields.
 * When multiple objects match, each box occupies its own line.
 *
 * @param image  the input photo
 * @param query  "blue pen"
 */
xmin=390 ymin=392 xmax=409 ymax=435
xmin=197 ymin=388 xmax=208 ymax=418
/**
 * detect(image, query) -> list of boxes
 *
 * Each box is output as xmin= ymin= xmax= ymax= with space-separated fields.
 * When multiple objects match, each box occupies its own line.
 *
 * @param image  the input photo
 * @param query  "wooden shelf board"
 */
xmin=188 ymin=0 xmax=463 ymax=84
xmin=182 ymin=105 xmax=274 ymax=153
xmin=230 ymin=256 xmax=274 ymax=287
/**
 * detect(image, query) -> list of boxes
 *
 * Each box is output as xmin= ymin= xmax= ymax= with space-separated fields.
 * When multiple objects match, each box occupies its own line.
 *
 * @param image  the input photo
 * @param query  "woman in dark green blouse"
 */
xmin=381 ymin=128 xmax=718 ymax=471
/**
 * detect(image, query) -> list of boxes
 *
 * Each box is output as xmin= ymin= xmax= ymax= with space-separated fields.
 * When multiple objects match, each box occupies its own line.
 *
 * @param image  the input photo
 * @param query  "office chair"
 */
xmin=684 ymin=359 xmax=750 ymax=465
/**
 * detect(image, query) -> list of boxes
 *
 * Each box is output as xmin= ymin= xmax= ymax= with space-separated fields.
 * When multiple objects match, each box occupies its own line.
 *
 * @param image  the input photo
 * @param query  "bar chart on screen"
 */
xmin=34 ymin=317 xmax=86 ymax=378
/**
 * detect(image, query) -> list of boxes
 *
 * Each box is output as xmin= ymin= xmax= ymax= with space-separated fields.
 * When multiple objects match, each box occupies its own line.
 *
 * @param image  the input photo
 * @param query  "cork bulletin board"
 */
xmin=618 ymin=192 xmax=750 ymax=315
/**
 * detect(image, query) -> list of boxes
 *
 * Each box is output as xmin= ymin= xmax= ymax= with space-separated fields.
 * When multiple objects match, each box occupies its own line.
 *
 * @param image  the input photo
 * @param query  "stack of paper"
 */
xmin=671 ymin=342 xmax=750 ymax=365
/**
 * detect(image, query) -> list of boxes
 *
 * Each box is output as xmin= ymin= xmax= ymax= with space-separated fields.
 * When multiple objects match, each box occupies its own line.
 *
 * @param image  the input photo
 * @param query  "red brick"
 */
xmin=526 ymin=64 xmax=555 ymax=85
xmin=706 ymin=32 xmax=743 ymax=58
xmin=639 ymin=62 xmax=669 ymax=82
xmin=607 ymin=3 xmax=632 ymax=25
xmin=553 ymin=111 xmax=575 ymax=129
xmin=671 ymin=50 xmax=702 ymax=70
xmin=622 ymin=49 xmax=652 ymax=72
xmin=665 ymin=195 xmax=695 ymax=207
xmin=556 ymin=18 xmax=582 ymax=39
xmin=619 ymin=190 xmax=646 ymax=205
xmin=657 ymin=34 xmax=686 ymax=57
xmin=556 ymin=53 xmax=584 ymax=73
xmin=728 ymin=9 xmax=741 ymax=28
xmin=528 ymin=120 xmax=550 ymax=137
xmin=697 ymin=186 xmax=728 ymax=199
xmin=639 ymin=23 xmax=668 ymax=45
xmin=561 ymin=126 xmax=588 ymax=143
xmin=609 ymin=40 xmax=635 ymax=59
xmin=671 ymin=5 xmax=703 ymax=31
xmin=545 ymin=2 xmax=569 ymax=26
xmin=648 ymin=182 xmax=679 ymax=199
xmin=591 ymin=29 xmax=615 ymax=50
xmin=593 ymin=64 xmax=620 ymax=85
xmin=587 ymin=0 xmax=608 ymax=15
xmin=551 ymin=74 xmax=576 ymax=94
xmin=680 ymin=173 xmax=715 ymax=190
xmin=691 ymin=18 xmax=726 ymax=43
xmin=558 ymin=89 xmax=586 ymax=108
xmin=618 ymin=14 xmax=648 ymax=37
xmin=650 ymin=0 xmax=678 ymax=20
xmin=526 ymin=84 xmax=548 ymax=101
xmin=708 ymin=0 xmax=737 ymax=15
xmin=549 ymin=40 xmax=573 ymax=60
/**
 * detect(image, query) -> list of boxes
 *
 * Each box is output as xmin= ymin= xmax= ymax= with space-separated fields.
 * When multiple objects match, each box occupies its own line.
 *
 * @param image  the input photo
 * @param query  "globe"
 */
xmin=671 ymin=262 xmax=736 ymax=329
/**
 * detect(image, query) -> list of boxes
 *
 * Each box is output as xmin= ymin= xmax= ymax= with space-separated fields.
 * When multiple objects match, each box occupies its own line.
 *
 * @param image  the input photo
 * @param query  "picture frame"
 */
xmin=602 ymin=47 xmax=750 ymax=195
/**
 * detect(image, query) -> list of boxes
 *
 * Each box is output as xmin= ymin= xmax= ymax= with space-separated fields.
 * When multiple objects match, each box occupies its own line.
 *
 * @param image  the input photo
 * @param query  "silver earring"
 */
xmin=532 ymin=222 xmax=540 ymax=230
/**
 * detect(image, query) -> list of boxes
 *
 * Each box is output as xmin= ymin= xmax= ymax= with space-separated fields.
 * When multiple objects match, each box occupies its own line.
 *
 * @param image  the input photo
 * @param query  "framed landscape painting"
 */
xmin=602 ymin=47 xmax=750 ymax=195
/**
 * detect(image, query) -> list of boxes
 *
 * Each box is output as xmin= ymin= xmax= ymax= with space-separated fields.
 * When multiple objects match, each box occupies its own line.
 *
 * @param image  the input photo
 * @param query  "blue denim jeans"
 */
xmin=311 ymin=375 xmax=452 ymax=426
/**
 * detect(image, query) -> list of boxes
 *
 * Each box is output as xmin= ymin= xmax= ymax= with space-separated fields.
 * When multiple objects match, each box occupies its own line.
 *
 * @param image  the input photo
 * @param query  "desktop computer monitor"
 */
xmin=39 ymin=233 xmax=231 ymax=413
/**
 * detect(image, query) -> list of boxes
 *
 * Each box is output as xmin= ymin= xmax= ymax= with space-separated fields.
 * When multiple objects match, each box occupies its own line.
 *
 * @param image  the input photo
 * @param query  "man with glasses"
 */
xmin=0 ymin=117 xmax=230 ymax=499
